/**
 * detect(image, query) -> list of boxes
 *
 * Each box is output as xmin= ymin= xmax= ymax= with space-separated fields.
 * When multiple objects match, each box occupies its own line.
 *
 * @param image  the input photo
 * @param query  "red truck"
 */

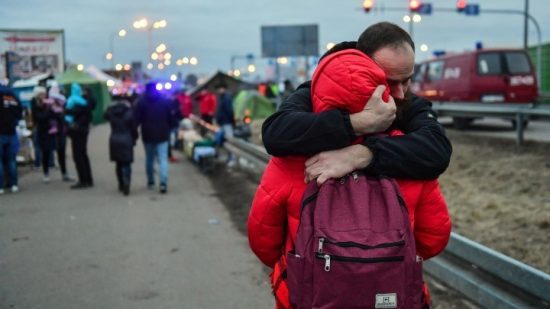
xmin=411 ymin=49 xmax=538 ymax=128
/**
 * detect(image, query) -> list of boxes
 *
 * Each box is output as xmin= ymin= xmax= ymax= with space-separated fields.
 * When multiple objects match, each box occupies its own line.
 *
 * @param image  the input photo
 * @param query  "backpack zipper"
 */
xmin=318 ymin=237 xmax=405 ymax=253
xmin=316 ymin=253 xmax=404 ymax=272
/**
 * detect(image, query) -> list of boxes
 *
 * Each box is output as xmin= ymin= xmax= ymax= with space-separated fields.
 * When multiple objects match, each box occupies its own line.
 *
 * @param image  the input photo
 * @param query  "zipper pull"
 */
xmin=352 ymin=172 xmax=358 ymax=182
xmin=318 ymin=238 xmax=325 ymax=253
xmin=323 ymin=254 xmax=331 ymax=272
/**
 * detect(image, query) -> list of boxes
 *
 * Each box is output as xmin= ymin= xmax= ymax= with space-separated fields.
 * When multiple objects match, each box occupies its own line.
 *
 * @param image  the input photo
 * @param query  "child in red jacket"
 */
xmin=248 ymin=49 xmax=452 ymax=309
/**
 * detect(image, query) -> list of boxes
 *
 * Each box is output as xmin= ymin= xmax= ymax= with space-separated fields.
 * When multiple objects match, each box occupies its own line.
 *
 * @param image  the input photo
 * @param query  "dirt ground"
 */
xmin=204 ymin=127 xmax=549 ymax=308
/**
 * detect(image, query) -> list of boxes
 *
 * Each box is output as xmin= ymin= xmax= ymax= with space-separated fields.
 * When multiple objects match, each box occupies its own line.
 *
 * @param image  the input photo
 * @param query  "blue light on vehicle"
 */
xmin=156 ymin=83 xmax=163 ymax=91
xmin=164 ymin=82 xmax=172 ymax=90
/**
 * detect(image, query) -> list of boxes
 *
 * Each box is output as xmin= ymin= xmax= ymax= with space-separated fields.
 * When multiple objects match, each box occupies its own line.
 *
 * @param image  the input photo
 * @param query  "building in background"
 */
xmin=0 ymin=29 xmax=65 ymax=84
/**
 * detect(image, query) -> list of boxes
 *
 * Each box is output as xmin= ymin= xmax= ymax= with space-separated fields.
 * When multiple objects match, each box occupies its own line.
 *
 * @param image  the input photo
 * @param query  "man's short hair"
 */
xmin=356 ymin=22 xmax=415 ymax=57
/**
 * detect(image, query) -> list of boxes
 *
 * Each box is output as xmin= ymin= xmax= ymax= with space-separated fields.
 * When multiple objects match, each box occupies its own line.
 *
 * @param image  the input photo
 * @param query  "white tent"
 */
xmin=84 ymin=65 xmax=122 ymax=87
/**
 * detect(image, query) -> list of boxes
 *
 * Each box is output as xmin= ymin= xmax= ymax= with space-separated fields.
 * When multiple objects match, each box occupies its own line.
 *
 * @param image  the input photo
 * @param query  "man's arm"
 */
xmin=261 ymin=82 xmax=355 ymax=156
xmin=362 ymin=95 xmax=452 ymax=179
xmin=304 ymin=95 xmax=452 ymax=183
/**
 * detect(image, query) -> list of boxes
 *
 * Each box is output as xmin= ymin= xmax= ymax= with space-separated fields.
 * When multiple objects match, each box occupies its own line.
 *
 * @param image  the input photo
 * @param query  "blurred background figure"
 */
xmin=215 ymin=83 xmax=236 ymax=167
xmin=48 ymin=82 xmax=74 ymax=182
xmin=134 ymin=82 xmax=174 ymax=194
xmin=65 ymin=83 xmax=94 ymax=189
xmin=31 ymin=86 xmax=56 ymax=183
xmin=198 ymin=89 xmax=217 ymax=136
xmin=0 ymin=84 xmax=22 ymax=194
xmin=168 ymin=91 xmax=183 ymax=162
xmin=104 ymin=95 xmax=138 ymax=196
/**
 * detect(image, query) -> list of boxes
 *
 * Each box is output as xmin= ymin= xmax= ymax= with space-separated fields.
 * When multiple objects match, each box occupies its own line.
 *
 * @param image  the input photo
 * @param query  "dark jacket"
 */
xmin=0 ymin=86 xmax=22 ymax=135
xmin=215 ymin=92 xmax=234 ymax=126
xmin=261 ymin=81 xmax=452 ymax=179
xmin=31 ymin=98 xmax=54 ymax=138
xmin=104 ymin=101 xmax=138 ymax=162
xmin=134 ymin=92 xmax=173 ymax=143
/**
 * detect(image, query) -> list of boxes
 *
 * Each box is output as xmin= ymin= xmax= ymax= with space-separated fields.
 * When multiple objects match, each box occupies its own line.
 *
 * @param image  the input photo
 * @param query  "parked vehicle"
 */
xmin=411 ymin=49 xmax=538 ymax=129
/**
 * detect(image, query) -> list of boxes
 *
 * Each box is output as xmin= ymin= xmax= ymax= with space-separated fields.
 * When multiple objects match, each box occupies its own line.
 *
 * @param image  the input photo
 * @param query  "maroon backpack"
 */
xmin=286 ymin=173 xmax=423 ymax=309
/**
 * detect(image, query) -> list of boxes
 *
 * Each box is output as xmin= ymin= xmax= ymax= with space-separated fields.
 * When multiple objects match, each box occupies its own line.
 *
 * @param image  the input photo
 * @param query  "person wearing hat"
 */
xmin=0 ymin=84 xmax=22 ymax=194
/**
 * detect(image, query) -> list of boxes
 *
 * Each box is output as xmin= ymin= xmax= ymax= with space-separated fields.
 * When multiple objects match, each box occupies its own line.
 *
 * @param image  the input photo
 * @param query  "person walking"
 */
xmin=104 ymin=97 xmax=138 ymax=196
xmin=134 ymin=82 xmax=174 ymax=194
xmin=65 ymin=83 xmax=94 ymax=189
xmin=0 ymin=84 xmax=22 ymax=194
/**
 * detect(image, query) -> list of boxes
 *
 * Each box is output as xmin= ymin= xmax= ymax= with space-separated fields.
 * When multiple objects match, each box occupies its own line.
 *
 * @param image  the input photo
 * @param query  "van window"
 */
xmin=427 ymin=61 xmax=444 ymax=81
xmin=478 ymin=53 xmax=501 ymax=75
xmin=414 ymin=63 xmax=427 ymax=82
xmin=505 ymin=52 xmax=531 ymax=74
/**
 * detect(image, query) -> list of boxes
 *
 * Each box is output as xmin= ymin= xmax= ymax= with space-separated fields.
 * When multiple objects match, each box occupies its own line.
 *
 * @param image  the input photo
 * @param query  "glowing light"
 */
xmin=156 ymin=44 xmax=167 ymax=53
xmin=277 ymin=57 xmax=288 ymax=65
xmin=189 ymin=57 xmax=198 ymax=65
xmin=326 ymin=42 xmax=335 ymax=50
xmin=164 ymin=53 xmax=172 ymax=60
xmin=164 ymin=60 xmax=171 ymax=66
xmin=115 ymin=64 xmax=123 ymax=71
xmin=106 ymin=80 xmax=115 ymax=87
xmin=182 ymin=57 xmax=189 ymax=64
xmin=247 ymin=64 xmax=256 ymax=73
xmin=234 ymin=69 xmax=241 ymax=77
xmin=164 ymin=82 xmax=172 ymax=90
xmin=158 ymin=63 xmax=165 ymax=70
xmin=77 ymin=64 xmax=84 ymax=71
xmin=176 ymin=59 xmax=183 ymax=66
xmin=123 ymin=64 xmax=131 ymax=71
xmin=105 ymin=52 xmax=113 ymax=60
xmin=146 ymin=63 xmax=153 ymax=70
xmin=118 ymin=29 xmax=127 ymax=37
xmin=403 ymin=15 xmax=411 ymax=23
xmin=412 ymin=14 xmax=422 ymax=22
xmin=156 ymin=83 xmax=163 ymax=91
xmin=151 ymin=53 xmax=158 ymax=60
xmin=420 ymin=44 xmax=429 ymax=52
xmin=170 ymin=74 xmax=177 ymax=81
xmin=133 ymin=18 xmax=148 ymax=29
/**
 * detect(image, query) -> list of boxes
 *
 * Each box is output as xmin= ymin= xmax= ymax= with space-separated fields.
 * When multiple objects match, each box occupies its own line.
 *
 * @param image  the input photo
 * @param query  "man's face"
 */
xmin=372 ymin=44 xmax=415 ymax=101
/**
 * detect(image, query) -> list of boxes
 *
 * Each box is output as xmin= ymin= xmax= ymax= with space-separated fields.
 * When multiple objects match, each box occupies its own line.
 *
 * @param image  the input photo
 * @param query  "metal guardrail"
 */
xmin=203 ymin=127 xmax=550 ymax=308
xmin=431 ymin=102 xmax=550 ymax=145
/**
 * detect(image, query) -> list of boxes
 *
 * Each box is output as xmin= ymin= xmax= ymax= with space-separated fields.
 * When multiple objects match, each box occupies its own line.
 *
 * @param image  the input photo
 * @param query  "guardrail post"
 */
xmin=516 ymin=113 xmax=525 ymax=146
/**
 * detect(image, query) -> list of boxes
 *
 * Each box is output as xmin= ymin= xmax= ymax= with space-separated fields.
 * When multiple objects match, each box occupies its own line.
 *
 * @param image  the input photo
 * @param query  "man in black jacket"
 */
xmin=262 ymin=22 xmax=451 ymax=184
xmin=0 ymin=85 xmax=22 ymax=194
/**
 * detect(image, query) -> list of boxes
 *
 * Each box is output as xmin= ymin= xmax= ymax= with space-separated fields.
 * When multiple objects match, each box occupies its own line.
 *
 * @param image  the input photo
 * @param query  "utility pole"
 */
xmin=523 ymin=0 xmax=529 ymax=49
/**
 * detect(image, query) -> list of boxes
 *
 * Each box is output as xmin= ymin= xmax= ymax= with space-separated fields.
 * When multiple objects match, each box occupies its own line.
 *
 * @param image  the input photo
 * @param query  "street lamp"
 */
xmin=133 ymin=18 xmax=168 ymax=63
xmin=403 ymin=13 xmax=421 ymax=39
xmin=107 ymin=29 xmax=127 ymax=69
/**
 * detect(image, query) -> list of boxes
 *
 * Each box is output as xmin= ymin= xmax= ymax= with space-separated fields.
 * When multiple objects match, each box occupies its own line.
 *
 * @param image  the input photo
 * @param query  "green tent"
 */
xmin=232 ymin=90 xmax=276 ymax=120
xmin=56 ymin=67 xmax=111 ymax=124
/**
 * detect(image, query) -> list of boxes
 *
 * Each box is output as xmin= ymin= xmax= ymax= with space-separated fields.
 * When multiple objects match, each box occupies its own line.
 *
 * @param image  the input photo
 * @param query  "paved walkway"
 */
xmin=0 ymin=124 xmax=272 ymax=309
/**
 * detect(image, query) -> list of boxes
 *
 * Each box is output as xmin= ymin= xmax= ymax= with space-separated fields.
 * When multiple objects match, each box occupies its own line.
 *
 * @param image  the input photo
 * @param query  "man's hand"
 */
xmin=349 ymin=85 xmax=396 ymax=136
xmin=305 ymin=144 xmax=373 ymax=185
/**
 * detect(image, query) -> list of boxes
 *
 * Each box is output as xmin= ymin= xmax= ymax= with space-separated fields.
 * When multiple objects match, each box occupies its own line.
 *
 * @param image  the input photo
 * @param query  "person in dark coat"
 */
xmin=104 ymin=97 xmax=138 ymax=195
xmin=65 ymin=83 xmax=94 ymax=189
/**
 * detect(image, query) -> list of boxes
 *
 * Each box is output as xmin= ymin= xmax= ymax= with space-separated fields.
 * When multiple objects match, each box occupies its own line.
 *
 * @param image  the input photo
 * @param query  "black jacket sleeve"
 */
xmin=261 ymin=83 xmax=452 ymax=179
xmin=363 ymin=95 xmax=452 ymax=179
xmin=262 ymin=82 xmax=356 ymax=156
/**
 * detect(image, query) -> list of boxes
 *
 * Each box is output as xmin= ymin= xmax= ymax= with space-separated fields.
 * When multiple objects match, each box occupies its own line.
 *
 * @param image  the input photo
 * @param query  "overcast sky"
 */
xmin=1 ymin=0 xmax=549 ymax=79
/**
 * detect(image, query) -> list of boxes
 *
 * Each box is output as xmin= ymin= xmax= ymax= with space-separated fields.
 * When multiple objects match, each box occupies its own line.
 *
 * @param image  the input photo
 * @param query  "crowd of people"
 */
xmin=0 ymin=79 xmax=238 ymax=197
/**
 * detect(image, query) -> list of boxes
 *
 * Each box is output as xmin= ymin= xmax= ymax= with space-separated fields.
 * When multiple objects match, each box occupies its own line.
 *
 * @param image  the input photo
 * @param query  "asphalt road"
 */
xmin=0 ymin=124 xmax=272 ymax=309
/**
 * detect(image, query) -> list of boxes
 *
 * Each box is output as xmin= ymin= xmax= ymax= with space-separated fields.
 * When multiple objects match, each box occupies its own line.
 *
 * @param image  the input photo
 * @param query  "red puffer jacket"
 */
xmin=248 ymin=50 xmax=452 ymax=309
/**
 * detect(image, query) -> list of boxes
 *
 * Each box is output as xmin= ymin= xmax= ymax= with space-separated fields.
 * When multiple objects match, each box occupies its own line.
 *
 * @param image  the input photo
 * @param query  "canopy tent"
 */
xmin=11 ymin=72 xmax=55 ymax=107
xmin=232 ymin=90 xmax=275 ymax=120
xmin=84 ymin=65 xmax=122 ymax=87
xmin=56 ymin=67 xmax=111 ymax=124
